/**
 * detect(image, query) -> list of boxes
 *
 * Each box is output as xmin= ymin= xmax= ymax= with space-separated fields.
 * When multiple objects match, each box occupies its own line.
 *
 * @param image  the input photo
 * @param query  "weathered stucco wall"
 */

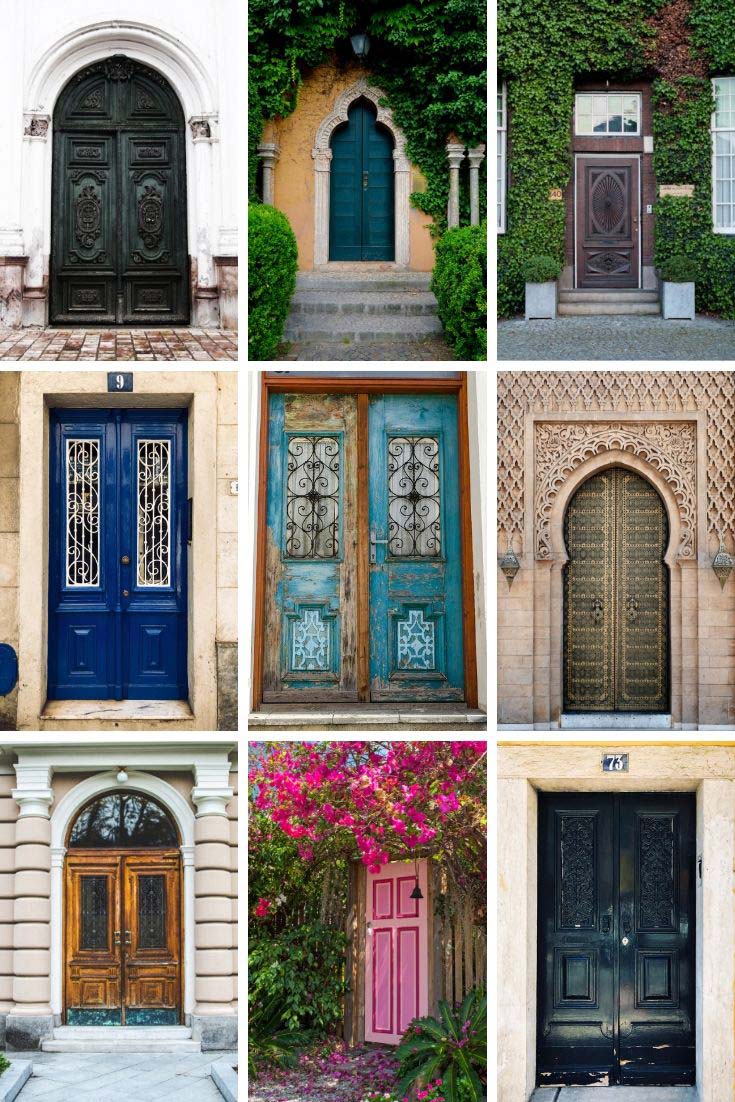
xmin=0 ymin=376 xmax=19 ymax=732
xmin=216 ymin=372 xmax=237 ymax=730
xmin=266 ymin=60 xmax=436 ymax=271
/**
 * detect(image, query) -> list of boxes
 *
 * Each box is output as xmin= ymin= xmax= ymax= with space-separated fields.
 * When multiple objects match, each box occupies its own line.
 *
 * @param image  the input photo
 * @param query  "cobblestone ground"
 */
xmin=498 ymin=315 xmax=735 ymax=361
xmin=13 ymin=1049 xmax=234 ymax=1101
xmin=275 ymin=336 xmax=456 ymax=361
xmin=0 ymin=328 xmax=238 ymax=361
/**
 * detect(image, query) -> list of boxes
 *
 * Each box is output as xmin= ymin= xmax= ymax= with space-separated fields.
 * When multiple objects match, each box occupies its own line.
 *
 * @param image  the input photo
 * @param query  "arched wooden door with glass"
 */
xmin=64 ymin=792 xmax=182 ymax=1026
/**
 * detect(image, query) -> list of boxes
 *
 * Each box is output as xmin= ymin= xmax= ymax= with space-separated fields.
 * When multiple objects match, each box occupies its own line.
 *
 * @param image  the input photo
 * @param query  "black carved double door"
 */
xmin=51 ymin=56 xmax=189 ymax=325
xmin=576 ymin=157 xmax=640 ymax=288
xmin=538 ymin=793 xmax=695 ymax=1086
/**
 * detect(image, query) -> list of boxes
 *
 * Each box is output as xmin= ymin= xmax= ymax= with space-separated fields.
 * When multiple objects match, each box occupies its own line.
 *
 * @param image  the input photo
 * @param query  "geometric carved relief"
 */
xmin=535 ymin=421 xmax=696 ymax=559
xmin=498 ymin=371 xmax=735 ymax=552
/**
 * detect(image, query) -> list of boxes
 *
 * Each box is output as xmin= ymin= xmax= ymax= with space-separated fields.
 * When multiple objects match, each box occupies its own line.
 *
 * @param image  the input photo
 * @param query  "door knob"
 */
xmin=121 ymin=554 xmax=130 ymax=565
xmin=114 ymin=930 xmax=121 ymax=945
xmin=122 ymin=589 xmax=129 ymax=598
xmin=125 ymin=930 xmax=131 ymax=945
xmin=369 ymin=531 xmax=390 ymax=563
xmin=622 ymin=936 xmax=630 ymax=946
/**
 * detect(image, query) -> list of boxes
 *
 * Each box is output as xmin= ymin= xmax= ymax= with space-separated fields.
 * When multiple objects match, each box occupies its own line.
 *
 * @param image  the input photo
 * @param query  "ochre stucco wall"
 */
xmin=266 ymin=60 xmax=436 ymax=271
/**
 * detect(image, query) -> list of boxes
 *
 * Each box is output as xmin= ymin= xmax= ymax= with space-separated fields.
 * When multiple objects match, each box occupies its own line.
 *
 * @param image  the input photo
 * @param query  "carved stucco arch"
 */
xmin=311 ymin=79 xmax=410 ymax=267
xmin=535 ymin=422 xmax=696 ymax=562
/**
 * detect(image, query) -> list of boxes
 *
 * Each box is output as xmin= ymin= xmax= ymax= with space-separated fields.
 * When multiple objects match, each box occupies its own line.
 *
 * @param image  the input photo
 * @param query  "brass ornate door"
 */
xmin=563 ymin=468 xmax=668 ymax=712
xmin=51 ymin=55 xmax=189 ymax=325
xmin=576 ymin=157 xmax=639 ymax=288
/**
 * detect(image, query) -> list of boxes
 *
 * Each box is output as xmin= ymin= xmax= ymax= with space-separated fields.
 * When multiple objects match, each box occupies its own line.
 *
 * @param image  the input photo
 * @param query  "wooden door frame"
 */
xmin=573 ymin=153 xmax=641 ymax=290
xmin=63 ymin=848 xmax=183 ymax=1025
xmin=252 ymin=373 xmax=478 ymax=710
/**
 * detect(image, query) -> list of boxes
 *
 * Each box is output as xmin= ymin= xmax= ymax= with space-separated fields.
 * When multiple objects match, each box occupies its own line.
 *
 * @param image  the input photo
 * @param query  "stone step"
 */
xmin=284 ymin=313 xmax=444 ymax=342
xmin=42 ymin=1025 xmax=200 ymax=1053
xmin=559 ymin=290 xmax=660 ymax=303
xmin=295 ymin=272 xmax=432 ymax=293
xmin=558 ymin=301 xmax=661 ymax=316
xmin=289 ymin=291 xmax=438 ymax=317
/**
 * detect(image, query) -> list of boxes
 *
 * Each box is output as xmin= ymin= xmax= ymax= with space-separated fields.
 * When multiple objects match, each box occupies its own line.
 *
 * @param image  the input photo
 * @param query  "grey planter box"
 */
xmin=662 ymin=281 xmax=695 ymax=320
xmin=525 ymin=281 xmax=557 ymax=320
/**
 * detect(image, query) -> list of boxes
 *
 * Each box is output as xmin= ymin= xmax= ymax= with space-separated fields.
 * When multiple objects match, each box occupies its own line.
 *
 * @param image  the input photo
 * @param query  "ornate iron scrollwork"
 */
xmin=74 ymin=185 xmax=102 ymax=249
xmin=388 ymin=436 xmax=441 ymax=557
xmin=285 ymin=436 xmax=340 ymax=558
xmin=138 ymin=185 xmax=164 ymax=250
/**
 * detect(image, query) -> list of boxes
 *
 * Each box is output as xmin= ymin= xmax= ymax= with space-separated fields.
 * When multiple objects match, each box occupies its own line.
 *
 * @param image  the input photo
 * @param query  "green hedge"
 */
xmin=431 ymin=223 xmax=487 ymax=360
xmin=248 ymin=204 xmax=298 ymax=360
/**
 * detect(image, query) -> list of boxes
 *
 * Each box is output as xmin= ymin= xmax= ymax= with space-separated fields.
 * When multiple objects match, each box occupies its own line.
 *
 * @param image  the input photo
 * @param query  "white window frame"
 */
xmin=497 ymin=83 xmax=507 ymax=233
xmin=136 ymin=438 xmax=172 ymax=588
xmin=65 ymin=437 xmax=101 ymax=589
xmin=712 ymin=76 xmax=735 ymax=235
xmin=574 ymin=92 xmax=642 ymax=137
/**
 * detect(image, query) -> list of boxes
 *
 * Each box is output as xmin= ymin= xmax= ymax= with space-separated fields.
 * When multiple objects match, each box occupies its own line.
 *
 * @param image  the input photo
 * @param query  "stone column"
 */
xmin=393 ymin=146 xmax=411 ymax=267
xmin=191 ymin=762 xmax=236 ymax=1050
xmin=21 ymin=114 xmax=51 ymax=326
xmin=181 ymin=845 xmax=196 ymax=1021
xmin=6 ymin=764 xmax=53 ymax=1050
xmin=467 ymin=144 xmax=486 ymax=227
xmin=189 ymin=116 xmax=220 ymax=327
xmin=312 ymin=148 xmax=332 ymax=267
xmin=446 ymin=142 xmax=466 ymax=229
xmin=257 ymin=143 xmax=280 ymax=206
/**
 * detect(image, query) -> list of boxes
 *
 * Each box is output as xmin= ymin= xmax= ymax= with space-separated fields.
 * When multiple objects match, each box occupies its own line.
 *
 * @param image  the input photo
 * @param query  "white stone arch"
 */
xmin=311 ymin=79 xmax=410 ymax=267
xmin=21 ymin=19 xmax=220 ymax=322
xmin=49 ymin=770 xmax=196 ymax=1021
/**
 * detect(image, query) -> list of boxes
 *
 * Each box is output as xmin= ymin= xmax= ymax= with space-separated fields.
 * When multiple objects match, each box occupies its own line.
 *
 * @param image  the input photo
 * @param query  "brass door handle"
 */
xmin=114 ymin=930 xmax=121 ymax=945
xmin=125 ymin=930 xmax=131 ymax=945
xmin=121 ymin=555 xmax=130 ymax=566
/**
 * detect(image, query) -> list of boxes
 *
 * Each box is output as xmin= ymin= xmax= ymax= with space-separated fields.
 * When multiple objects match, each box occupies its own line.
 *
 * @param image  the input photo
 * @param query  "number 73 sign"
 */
xmin=601 ymin=753 xmax=629 ymax=772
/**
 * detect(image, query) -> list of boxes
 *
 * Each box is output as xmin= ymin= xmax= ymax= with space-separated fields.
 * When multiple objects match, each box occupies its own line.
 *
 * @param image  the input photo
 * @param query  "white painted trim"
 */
xmin=573 ymin=152 xmax=642 ymax=290
xmin=711 ymin=77 xmax=735 ymax=235
xmin=497 ymin=83 xmax=507 ymax=234
xmin=311 ymin=79 xmax=410 ymax=268
xmin=48 ymin=770 xmax=196 ymax=1019
xmin=574 ymin=91 xmax=642 ymax=137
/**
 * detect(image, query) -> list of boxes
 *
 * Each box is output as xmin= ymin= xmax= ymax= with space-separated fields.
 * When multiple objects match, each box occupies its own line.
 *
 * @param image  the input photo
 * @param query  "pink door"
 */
xmin=365 ymin=859 xmax=428 ymax=1044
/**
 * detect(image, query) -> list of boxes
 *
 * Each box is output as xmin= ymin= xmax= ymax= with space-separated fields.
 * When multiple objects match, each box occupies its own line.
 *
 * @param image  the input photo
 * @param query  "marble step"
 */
xmin=42 ymin=1025 xmax=200 ymax=1052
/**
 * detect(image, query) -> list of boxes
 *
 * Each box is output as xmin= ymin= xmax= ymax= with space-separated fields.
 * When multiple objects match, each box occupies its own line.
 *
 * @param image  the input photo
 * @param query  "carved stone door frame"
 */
xmin=524 ymin=410 xmax=707 ymax=728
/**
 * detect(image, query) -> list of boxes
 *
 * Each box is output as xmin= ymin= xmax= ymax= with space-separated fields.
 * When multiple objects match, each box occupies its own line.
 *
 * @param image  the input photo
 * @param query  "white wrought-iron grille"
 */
xmin=66 ymin=438 xmax=100 ymax=587
xmin=137 ymin=439 xmax=171 ymax=587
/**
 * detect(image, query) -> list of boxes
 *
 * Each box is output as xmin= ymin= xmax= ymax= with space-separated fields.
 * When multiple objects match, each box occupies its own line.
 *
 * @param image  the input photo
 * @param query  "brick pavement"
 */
xmin=0 ymin=329 xmax=238 ymax=362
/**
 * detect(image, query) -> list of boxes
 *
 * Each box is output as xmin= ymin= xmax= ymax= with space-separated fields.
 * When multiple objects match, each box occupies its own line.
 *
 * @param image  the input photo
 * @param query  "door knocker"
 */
xmin=626 ymin=594 xmax=639 ymax=623
xmin=591 ymin=596 xmax=603 ymax=623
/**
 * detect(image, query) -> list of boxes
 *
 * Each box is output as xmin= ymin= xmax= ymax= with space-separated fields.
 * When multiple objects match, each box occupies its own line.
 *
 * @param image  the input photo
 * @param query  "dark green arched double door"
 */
xmin=329 ymin=100 xmax=394 ymax=261
xmin=51 ymin=55 xmax=189 ymax=325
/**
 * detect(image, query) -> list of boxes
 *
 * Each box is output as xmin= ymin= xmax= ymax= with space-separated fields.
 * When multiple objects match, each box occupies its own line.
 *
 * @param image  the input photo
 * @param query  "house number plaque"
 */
xmin=108 ymin=372 xmax=133 ymax=392
xmin=602 ymin=753 xmax=629 ymax=772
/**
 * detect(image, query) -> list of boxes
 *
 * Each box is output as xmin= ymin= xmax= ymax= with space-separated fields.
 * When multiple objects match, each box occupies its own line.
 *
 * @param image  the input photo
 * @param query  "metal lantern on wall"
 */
xmin=350 ymin=33 xmax=371 ymax=58
xmin=499 ymin=542 xmax=520 ymax=588
xmin=713 ymin=537 xmax=734 ymax=589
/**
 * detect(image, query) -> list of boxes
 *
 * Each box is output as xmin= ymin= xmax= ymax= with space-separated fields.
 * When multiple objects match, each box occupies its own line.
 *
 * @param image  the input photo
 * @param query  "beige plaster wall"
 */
xmin=0 ymin=376 xmax=18 ymax=731
xmin=266 ymin=60 xmax=436 ymax=271
xmin=216 ymin=373 xmax=237 ymax=646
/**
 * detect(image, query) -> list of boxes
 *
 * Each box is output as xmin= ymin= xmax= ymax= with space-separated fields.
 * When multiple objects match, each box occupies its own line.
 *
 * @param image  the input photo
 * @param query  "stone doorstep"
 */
xmin=531 ymin=1090 xmax=697 ymax=1101
xmin=42 ymin=1025 xmax=200 ymax=1054
xmin=40 ymin=699 xmax=194 ymax=722
xmin=560 ymin=713 xmax=673 ymax=730
xmin=0 ymin=1061 xmax=32 ymax=1102
xmin=249 ymin=710 xmax=487 ymax=727
xmin=210 ymin=1057 xmax=237 ymax=1102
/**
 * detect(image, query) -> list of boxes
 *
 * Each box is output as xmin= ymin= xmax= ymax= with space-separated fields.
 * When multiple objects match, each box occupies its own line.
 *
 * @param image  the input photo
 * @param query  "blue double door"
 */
xmin=48 ymin=409 xmax=187 ymax=701
xmin=329 ymin=100 xmax=395 ymax=261
xmin=263 ymin=392 xmax=464 ymax=702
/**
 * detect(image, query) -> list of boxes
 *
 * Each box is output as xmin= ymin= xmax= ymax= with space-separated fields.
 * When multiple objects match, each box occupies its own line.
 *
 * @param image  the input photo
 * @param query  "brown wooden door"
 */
xmin=576 ymin=157 xmax=639 ymax=288
xmin=65 ymin=851 xmax=181 ymax=1025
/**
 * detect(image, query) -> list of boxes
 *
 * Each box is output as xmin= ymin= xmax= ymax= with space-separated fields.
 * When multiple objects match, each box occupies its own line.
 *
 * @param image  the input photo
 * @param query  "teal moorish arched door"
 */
xmin=329 ymin=99 xmax=395 ymax=261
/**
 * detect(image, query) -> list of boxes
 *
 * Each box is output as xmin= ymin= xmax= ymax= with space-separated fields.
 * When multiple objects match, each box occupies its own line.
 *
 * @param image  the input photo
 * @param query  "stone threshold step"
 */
xmin=558 ymin=303 xmax=660 ymax=316
xmin=561 ymin=712 xmax=672 ymax=730
xmin=42 ymin=1040 xmax=201 ymax=1052
xmin=284 ymin=316 xmax=444 ymax=341
xmin=290 ymin=292 xmax=438 ymax=316
xmin=296 ymin=275 xmax=432 ymax=292
xmin=51 ymin=1027 xmax=193 ymax=1037
xmin=559 ymin=290 xmax=660 ymax=302
xmin=250 ymin=710 xmax=487 ymax=728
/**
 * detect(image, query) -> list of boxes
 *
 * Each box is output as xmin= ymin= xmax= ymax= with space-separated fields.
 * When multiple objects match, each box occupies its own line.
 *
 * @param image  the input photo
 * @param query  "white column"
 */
xmin=312 ymin=148 xmax=332 ymax=267
xmin=467 ymin=144 xmax=486 ymax=227
xmin=49 ymin=847 xmax=65 ymax=1017
xmin=393 ymin=148 xmax=411 ymax=267
xmin=189 ymin=116 xmax=218 ymax=326
xmin=257 ymin=143 xmax=280 ymax=206
xmin=192 ymin=762 xmax=233 ymax=817
xmin=446 ymin=141 xmax=466 ymax=229
xmin=181 ymin=845 xmax=196 ymax=1019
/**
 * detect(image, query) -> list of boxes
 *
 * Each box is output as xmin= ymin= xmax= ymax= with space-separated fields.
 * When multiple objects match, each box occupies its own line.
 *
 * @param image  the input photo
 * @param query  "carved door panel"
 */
xmin=329 ymin=100 xmax=395 ymax=261
xmin=576 ymin=157 xmax=639 ymax=288
xmin=65 ymin=852 xmax=182 ymax=1026
xmin=368 ymin=394 xmax=464 ymax=700
xmin=123 ymin=854 xmax=182 ymax=1025
xmin=65 ymin=855 xmax=124 ymax=1025
xmin=538 ymin=794 xmax=695 ymax=1086
xmin=51 ymin=55 xmax=189 ymax=325
xmin=48 ymin=409 xmax=188 ymax=701
xmin=564 ymin=468 xmax=669 ymax=713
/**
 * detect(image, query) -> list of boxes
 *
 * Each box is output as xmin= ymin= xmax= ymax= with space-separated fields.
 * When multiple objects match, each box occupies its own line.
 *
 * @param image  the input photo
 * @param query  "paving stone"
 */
xmin=498 ymin=314 xmax=735 ymax=361
xmin=0 ymin=329 xmax=238 ymax=362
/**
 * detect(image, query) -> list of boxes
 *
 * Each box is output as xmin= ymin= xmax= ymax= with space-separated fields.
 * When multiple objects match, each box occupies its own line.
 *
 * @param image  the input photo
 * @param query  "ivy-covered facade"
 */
xmin=498 ymin=0 xmax=735 ymax=318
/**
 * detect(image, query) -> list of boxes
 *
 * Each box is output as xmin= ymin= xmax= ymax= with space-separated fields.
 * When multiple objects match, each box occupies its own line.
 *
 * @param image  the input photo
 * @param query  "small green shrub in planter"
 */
xmin=248 ymin=204 xmax=298 ymax=361
xmin=431 ymin=224 xmax=487 ymax=361
xmin=658 ymin=254 xmax=698 ymax=283
xmin=521 ymin=255 xmax=562 ymax=284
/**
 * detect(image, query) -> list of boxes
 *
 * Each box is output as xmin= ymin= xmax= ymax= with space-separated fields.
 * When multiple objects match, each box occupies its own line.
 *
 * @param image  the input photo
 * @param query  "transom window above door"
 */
xmin=575 ymin=92 xmax=641 ymax=135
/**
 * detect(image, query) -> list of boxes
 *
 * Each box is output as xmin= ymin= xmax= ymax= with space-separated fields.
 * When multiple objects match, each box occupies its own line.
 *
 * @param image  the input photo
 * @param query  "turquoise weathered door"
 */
xmin=329 ymin=100 xmax=394 ymax=261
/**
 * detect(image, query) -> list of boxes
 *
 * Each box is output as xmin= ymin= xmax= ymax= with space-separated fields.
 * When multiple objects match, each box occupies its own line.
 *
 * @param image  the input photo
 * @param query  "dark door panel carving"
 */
xmin=51 ymin=56 xmax=189 ymax=326
xmin=576 ymin=157 xmax=639 ymax=288
xmin=564 ymin=468 xmax=669 ymax=713
xmin=538 ymin=794 xmax=695 ymax=1086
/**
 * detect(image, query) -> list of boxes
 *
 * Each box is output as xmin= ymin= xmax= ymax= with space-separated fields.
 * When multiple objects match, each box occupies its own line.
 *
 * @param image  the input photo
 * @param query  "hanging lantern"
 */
xmin=713 ymin=538 xmax=734 ymax=589
xmin=499 ymin=544 xmax=520 ymax=588
xmin=350 ymin=33 xmax=371 ymax=58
